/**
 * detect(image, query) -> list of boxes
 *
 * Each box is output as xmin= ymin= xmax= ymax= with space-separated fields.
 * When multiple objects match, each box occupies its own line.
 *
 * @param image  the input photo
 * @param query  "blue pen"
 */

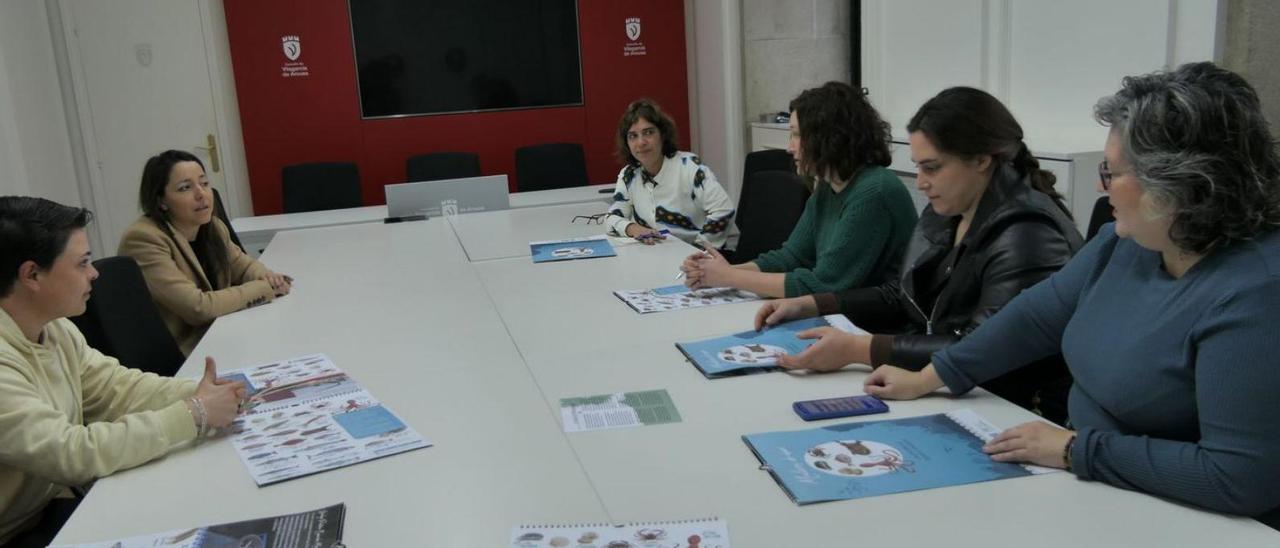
xmin=637 ymin=228 xmax=670 ymax=241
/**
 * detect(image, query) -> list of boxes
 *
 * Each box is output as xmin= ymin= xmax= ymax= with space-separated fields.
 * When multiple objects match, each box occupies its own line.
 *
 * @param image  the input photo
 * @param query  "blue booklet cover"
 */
xmin=742 ymin=409 xmax=1053 ymax=505
xmin=675 ymin=315 xmax=861 ymax=378
xmin=530 ymin=236 xmax=616 ymax=263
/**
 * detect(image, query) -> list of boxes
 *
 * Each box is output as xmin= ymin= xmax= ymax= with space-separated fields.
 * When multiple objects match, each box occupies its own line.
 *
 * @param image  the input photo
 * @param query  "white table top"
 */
xmin=230 ymin=183 xmax=614 ymax=238
xmin=53 ymin=207 xmax=1280 ymax=546
xmin=446 ymin=202 xmax=613 ymax=262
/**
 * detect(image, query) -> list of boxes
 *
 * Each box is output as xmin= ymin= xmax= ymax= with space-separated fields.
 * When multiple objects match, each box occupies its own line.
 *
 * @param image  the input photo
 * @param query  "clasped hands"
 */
xmin=680 ymin=246 xmax=733 ymax=289
xmin=264 ymin=270 xmax=292 ymax=297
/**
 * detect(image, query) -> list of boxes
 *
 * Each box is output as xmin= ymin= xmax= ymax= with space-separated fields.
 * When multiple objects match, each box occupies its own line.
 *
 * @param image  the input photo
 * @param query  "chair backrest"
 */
xmin=734 ymin=170 xmax=811 ymax=263
xmin=1086 ymin=195 xmax=1114 ymax=241
xmin=69 ymin=256 xmax=185 ymax=376
xmin=281 ymin=162 xmax=363 ymax=213
xmin=744 ymin=149 xmax=794 ymax=178
xmin=210 ymin=187 xmax=245 ymax=253
xmin=406 ymin=152 xmax=481 ymax=182
xmin=514 ymin=143 xmax=588 ymax=192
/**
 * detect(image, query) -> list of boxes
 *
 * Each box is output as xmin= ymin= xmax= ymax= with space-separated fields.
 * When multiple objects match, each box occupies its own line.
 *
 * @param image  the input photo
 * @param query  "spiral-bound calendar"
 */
xmin=510 ymin=517 xmax=729 ymax=547
xmin=742 ymin=409 xmax=1060 ymax=505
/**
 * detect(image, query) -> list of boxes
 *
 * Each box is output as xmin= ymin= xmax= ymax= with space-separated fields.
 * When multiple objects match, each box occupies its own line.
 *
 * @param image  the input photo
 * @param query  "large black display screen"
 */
xmin=349 ymin=0 xmax=583 ymax=118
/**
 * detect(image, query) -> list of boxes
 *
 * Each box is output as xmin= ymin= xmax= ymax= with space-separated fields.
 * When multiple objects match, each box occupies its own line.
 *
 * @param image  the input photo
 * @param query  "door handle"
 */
xmin=205 ymin=133 xmax=221 ymax=173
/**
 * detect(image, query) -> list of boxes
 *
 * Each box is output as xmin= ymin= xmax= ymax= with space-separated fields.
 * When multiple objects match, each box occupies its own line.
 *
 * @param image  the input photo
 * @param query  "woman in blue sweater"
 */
xmin=865 ymin=62 xmax=1280 ymax=526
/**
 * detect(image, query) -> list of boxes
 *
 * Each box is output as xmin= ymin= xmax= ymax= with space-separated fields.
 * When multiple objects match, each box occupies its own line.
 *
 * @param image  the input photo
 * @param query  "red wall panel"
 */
xmin=224 ymin=0 xmax=689 ymax=214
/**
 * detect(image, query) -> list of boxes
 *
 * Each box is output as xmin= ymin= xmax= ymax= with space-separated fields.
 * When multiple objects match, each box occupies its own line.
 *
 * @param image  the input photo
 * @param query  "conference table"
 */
xmin=231 ymin=183 xmax=614 ymax=257
xmin=53 ymin=202 xmax=1279 ymax=546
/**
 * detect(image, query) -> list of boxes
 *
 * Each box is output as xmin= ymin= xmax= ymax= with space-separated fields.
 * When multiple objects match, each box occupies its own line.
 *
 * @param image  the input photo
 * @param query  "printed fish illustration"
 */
xmin=241 ymin=442 xmax=270 ymax=451
xmin=300 ymin=426 xmax=330 ymax=436
xmin=309 ymin=446 xmax=353 ymax=459
xmin=246 ymin=452 xmax=275 ymax=461
xmin=268 ymin=429 xmax=298 ymax=437
xmin=263 ymin=420 xmax=289 ymax=430
xmin=278 ymin=438 xmax=306 ymax=447
xmin=256 ymin=457 xmax=293 ymax=468
xmin=303 ymin=416 xmax=324 ymax=426
xmin=304 ymin=440 xmax=346 ymax=453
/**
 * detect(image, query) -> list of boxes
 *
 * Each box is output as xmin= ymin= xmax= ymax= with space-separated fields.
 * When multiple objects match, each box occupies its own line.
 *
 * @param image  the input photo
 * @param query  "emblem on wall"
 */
xmin=280 ymin=35 xmax=310 ymax=78
xmin=282 ymin=35 xmax=302 ymax=61
xmin=623 ymin=17 xmax=647 ymax=57
xmin=625 ymin=17 xmax=642 ymax=42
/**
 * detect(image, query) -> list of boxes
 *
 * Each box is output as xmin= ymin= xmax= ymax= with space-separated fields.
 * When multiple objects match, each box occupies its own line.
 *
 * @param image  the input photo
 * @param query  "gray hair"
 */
xmin=1094 ymin=62 xmax=1280 ymax=254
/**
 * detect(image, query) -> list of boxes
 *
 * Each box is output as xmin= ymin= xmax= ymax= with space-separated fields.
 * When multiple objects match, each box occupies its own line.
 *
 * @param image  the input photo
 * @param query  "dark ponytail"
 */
xmin=1012 ymin=142 xmax=1065 ymax=204
xmin=908 ymin=87 xmax=1069 ymax=215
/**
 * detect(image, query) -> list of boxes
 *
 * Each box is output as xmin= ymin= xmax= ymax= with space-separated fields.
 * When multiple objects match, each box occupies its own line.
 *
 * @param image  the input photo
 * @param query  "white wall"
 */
xmin=861 ymin=0 xmax=1225 ymax=153
xmin=0 ymin=0 xmax=80 ymax=205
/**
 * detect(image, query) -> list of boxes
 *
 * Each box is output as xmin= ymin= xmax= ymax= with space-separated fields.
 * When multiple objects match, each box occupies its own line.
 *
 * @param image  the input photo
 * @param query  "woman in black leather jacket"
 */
xmin=756 ymin=87 xmax=1083 ymax=424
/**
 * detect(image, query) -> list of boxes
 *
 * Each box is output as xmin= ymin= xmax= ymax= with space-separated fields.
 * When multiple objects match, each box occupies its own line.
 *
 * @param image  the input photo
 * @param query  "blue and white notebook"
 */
xmin=742 ymin=409 xmax=1057 ymax=505
xmin=530 ymin=235 xmax=616 ymax=263
xmin=675 ymin=315 xmax=864 ymax=378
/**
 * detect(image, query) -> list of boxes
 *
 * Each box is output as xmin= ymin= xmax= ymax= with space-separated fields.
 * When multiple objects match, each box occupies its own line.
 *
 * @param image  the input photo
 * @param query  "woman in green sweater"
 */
xmin=681 ymin=82 xmax=917 ymax=298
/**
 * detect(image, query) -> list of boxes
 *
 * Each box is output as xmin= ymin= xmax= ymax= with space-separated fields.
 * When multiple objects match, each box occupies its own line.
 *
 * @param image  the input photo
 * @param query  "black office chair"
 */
xmin=1086 ymin=196 xmax=1114 ymax=241
xmin=514 ymin=143 xmax=589 ymax=192
xmin=406 ymin=152 xmax=482 ymax=182
xmin=70 ymin=256 xmax=185 ymax=377
xmin=210 ymin=187 xmax=245 ymax=254
xmin=281 ymin=162 xmax=363 ymax=213
xmin=743 ymin=149 xmax=795 ymax=178
xmin=733 ymin=170 xmax=811 ymax=263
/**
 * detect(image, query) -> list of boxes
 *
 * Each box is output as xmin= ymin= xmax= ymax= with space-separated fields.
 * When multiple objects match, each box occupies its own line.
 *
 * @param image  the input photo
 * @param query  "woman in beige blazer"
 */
xmin=119 ymin=150 xmax=292 ymax=356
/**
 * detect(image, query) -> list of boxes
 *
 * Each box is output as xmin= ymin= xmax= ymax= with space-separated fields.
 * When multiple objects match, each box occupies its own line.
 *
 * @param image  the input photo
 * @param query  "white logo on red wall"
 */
xmin=624 ymin=17 xmax=647 ymax=57
xmin=280 ymin=35 xmax=310 ymax=78
xmin=282 ymin=36 xmax=301 ymax=60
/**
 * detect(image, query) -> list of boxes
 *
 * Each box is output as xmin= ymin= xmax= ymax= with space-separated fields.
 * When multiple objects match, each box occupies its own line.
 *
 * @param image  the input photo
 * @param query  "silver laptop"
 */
xmin=384 ymin=175 xmax=511 ymax=218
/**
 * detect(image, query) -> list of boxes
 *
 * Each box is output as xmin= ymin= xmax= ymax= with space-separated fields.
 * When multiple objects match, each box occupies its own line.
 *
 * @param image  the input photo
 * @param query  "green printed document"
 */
xmin=560 ymin=389 xmax=682 ymax=432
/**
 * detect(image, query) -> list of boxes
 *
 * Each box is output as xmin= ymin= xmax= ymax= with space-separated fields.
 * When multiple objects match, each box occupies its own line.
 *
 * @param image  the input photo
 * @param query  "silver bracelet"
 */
xmin=189 ymin=396 xmax=208 ymax=440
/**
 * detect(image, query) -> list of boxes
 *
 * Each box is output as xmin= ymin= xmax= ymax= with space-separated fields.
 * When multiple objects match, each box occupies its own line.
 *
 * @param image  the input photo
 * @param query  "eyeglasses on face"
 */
xmin=1098 ymin=160 xmax=1126 ymax=191
xmin=571 ymin=213 xmax=606 ymax=225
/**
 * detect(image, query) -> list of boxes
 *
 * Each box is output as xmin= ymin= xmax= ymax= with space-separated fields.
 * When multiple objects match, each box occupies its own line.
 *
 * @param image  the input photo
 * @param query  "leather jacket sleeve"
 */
xmin=888 ymin=217 xmax=1078 ymax=369
xmin=818 ymin=280 xmax=915 ymax=334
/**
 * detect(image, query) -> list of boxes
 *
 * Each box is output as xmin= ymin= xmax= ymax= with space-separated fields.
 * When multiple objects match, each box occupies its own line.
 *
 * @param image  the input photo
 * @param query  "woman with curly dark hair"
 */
xmin=754 ymin=87 xmax=1082 ymax=424
xmin=604 ymin=98 xmax=737 ymax=250
xmin=864 ymin=62 xmax=1280 ymax=528
xmin=682 ymin=82 xmax=917 ymax=298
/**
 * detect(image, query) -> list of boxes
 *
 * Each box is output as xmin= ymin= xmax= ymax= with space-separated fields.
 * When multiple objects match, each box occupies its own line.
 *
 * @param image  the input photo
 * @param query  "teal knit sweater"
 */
xmin=753 ymin=166 xmax=917 ymax=297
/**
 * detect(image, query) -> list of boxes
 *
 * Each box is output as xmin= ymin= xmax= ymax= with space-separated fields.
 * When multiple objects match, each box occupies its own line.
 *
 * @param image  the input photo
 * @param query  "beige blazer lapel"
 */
xmin=166 ymin=221 xmax=213 ymax=290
